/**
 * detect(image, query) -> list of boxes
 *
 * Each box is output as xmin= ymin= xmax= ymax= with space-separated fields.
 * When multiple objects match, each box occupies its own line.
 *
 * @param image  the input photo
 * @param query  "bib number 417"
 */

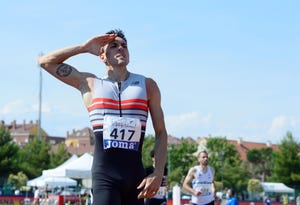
xmin=110 ymin=128 xmax=135 ymax=140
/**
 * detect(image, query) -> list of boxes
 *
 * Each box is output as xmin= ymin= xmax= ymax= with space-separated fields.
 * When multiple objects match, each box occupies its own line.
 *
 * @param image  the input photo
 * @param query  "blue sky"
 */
xmin=0 ymin=1 xmax=299 ymax=144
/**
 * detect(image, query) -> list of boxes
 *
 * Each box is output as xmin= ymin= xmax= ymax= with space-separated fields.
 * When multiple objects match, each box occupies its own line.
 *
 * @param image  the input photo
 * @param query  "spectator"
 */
xmin=296 ymin=193 xmax=300 ymax=205
xmin=283 ymin=194 xmax=288 ymax=205
xmin=225 ymin=189 xmax=238 ymax=205
xmin=33 ymin=186 xmax=40 ymax=205
xmin=264 ymin=195 xmax=271 ymax=205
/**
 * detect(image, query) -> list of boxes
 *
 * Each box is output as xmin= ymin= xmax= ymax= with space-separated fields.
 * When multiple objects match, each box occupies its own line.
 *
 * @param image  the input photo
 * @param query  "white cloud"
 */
xmin=158 ymin=112 xmax=212 ymax=137
xmin=0 ymin=99 xmax=52 ymax=115
xmin=267 ymin=115 xmax=298 ymax=138
xmin=0 ymin=100 xmax=30 ymax=115
xmin=167 ymin=111 xmax=210 ymax=126
xmin=32 ymin=102 xmax=51 ymax=113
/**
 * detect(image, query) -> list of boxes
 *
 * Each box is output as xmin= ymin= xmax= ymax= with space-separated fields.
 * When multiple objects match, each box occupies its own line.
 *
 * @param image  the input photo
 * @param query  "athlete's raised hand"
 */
xmin=81 ymin=34 xmax=117 ymax=56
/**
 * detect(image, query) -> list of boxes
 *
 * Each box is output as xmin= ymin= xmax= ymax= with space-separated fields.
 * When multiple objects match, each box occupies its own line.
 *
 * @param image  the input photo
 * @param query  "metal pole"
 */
xmin=168 ymin=147 xmax=171 ymax=178
xmin=167 ymin=146 xmax=171 ymax=202
xmin=221 ymin=151 xmax=224 ymax=191
xmin=37 ymin=53 xmax=43 ymax=139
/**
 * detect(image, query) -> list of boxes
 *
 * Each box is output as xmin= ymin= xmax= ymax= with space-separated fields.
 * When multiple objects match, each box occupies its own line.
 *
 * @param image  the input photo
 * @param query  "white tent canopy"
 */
xmin=43 ymin=153 xmax=93 ymax=179
xmin=55 ymin=154 xmax=78 ymax=167
xmin=27 ymin=176 xmax=77 ymax=187
xmin=261 ymin=182 xmax=295 ymax=194
xmin=42 ymin=154 xmax=78 ymax=177
xmin=27 ymin=155 xmax=79 ymax=187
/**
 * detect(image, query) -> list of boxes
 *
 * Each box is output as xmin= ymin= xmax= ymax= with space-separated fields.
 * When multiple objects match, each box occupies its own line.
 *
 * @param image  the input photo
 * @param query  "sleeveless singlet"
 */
xmin=191 ymin=165 xmax=214 ymax=205
xmin=87 ymin=73 xmax=148 ymax=193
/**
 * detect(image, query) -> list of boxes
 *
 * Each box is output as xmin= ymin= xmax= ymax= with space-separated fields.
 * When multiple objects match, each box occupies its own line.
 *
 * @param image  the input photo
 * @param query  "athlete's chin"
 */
xmin=108 ymin=60 xmax=129 ymax=68
xmin=117 ymin=61 xmax=129 ymax=67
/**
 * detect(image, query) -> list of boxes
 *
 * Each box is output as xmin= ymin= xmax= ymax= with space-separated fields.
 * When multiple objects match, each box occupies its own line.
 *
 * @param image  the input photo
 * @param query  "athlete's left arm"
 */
xmin=211 ymin=166 xmax=216 ymax=198
xmin=137 ymin=78 xmax=168 ymax=199
xmin=147 ymin=77 xmax=168 ymax=181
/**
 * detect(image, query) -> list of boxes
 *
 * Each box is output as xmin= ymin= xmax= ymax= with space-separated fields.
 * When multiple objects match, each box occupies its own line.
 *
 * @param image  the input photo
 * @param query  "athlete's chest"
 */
xmin=195 ymin=168 xmax=213 ymax=181
xmin=93 ymin=78 xmax=146 ymax=100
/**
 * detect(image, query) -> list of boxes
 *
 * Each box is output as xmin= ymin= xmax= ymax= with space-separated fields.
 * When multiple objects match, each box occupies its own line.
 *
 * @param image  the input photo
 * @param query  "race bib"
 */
xmin=153 ymin=186 xmax=167 ymax=199
xmin=103 ymin=116 xmax=141 ymax=151
xmin=193 ymin=182 xmax=212 ymax=196
xmin=154 ymin=176 xmax=167 ymax=199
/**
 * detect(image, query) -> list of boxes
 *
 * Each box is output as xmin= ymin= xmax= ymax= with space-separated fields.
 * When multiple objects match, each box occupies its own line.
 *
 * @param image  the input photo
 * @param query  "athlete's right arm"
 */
xmin=38 ymin=45 xmax=95 ymax=91
xmin=38 ymin=34 xmax=117 ymax=91
xmin=183 ymin=167 xmax=200 ymax=196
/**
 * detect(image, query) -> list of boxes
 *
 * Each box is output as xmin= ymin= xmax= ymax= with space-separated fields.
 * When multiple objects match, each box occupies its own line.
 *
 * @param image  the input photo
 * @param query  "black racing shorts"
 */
xmin=192 ymin=200 xmax=215 ymax=205
xmin=92 ymin=183 xmax=144 ymax=205
xmin=145 ymin=198 xmax=167 ymax=205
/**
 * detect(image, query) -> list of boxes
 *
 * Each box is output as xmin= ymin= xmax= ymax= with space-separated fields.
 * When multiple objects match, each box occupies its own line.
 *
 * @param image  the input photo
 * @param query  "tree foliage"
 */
xmin=49 ymin=143 xmax=71 ymax=168
xmin=142 ymin=135 xmax=155 ymax=167
xmin=270 ymin=132 xmax=300 ymax=186
xmin=18 ymin=135 xmax=51 ymax=179
xmin=8 ymin=172 xmax=28 ymax=189
xmin=0 ymin=126 xmax=20 ymax=179
xmin=206 ymin=137 xmax=250 ymax=192
xmin=247 ymin=178 xmax=263 ymax=200
xmin=246 ymin=147 xmax=273 ymax=181
xmin=247 ymin=178 xmax=263 ymax=192
xmin=168 ymin=139 xmax=198 ymax=187
xmin=142 ymin=135 xmax=198 ymax=188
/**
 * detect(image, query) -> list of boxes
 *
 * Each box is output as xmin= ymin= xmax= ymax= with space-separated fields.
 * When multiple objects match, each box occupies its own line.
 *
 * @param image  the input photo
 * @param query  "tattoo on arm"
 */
xmin=56 ymin=64 xmax=73 ymax=77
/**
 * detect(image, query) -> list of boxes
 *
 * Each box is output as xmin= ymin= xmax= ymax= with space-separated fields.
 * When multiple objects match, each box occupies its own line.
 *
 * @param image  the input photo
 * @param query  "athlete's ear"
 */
xmin=99 ymin=47 xmax=106 ymax=62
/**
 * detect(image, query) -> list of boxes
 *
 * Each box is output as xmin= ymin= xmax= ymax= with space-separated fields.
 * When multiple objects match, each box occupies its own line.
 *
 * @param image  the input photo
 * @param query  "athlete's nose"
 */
xmin=118 ymin=45 xmax=125 ymax=51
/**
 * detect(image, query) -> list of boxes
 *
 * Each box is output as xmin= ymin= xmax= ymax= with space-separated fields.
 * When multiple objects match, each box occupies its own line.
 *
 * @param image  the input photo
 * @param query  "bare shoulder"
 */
xmin=145 ymin=77 xmax=160 ymax=100
xmin=184 ymin=167 xmax=196 ymax=184
xmin=208 ymin=165 xmax=215 ymax=175
xmin=189 ymin=166 xmax=196 ymax=174
xmin=186 ymin=166 xmax=196 ymax=179
xmin=145 ymin=77 xmax=158 ymax=89
xmin=78 ymin=72 xmax=96 ymax=91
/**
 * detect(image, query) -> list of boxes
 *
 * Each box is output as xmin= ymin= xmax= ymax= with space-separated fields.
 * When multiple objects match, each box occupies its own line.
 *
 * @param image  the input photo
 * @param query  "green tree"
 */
xmin=18 ymin=135 xmax=51 ymax=179
xmin=7 ymin=171 xmax=28 ymax=190
xmin=49 ymin=143 xmax=71 ymax=168
xmin=0 ymin=126 xmax=20 ymax=180
xmin=206 ymin=137 xmax=250 ymax=192
xmin=142 ymin=135 xmax=198 ymax=188
xmin=142 ymin=135 xmax=155 ymax=167
xmin=270 ymin=132 xmax=300 ymax=186
xmin=168 ymin=139 xmax=197 ymax=188
xmin=246 ymin=147 xmax=273 ymax=182
xmin=247 ymin=178 xmax=263 ymax=200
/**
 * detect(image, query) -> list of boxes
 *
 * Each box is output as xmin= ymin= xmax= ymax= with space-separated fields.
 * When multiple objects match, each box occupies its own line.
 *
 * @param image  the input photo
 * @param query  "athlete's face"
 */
xmin=101 ymin=37 xmax=129 ymax=67
xmin=198 ymin=152 xmax=209 ymax=166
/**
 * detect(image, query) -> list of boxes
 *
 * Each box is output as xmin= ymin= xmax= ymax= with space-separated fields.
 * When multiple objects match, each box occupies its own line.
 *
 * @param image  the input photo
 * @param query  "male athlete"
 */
xmin=38 ymin=29 xmax=168 ymax=205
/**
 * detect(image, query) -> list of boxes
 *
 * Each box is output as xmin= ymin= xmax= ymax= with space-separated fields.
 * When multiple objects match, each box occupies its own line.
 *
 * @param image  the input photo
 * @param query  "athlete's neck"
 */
xmin=199 ymin=164 xmax=208 ymax=172
xmin=106 ymin=67 xmax=130 ymax=82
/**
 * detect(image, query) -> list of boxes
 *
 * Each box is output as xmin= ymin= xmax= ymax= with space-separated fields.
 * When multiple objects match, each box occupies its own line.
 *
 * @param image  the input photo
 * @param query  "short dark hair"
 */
xmin=150 ymin=150 xmax=155 ymax=158
xmin=198 ymin=150 xmax=208 ymax=157
xmin=106 ymin=29 xmax=127 ymax=43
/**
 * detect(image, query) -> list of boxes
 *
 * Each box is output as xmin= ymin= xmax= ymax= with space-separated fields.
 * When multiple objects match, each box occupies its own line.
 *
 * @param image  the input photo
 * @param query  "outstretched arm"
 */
xmin=137 ymin=78 xmax=168 ymax=199
xmin=38 ymin=34 xmax=117 ymax=90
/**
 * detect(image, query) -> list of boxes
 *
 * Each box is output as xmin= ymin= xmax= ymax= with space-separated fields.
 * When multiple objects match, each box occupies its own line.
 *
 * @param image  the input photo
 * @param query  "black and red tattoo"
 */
xmin=56 ymin=64 xmax=72 ymax=77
